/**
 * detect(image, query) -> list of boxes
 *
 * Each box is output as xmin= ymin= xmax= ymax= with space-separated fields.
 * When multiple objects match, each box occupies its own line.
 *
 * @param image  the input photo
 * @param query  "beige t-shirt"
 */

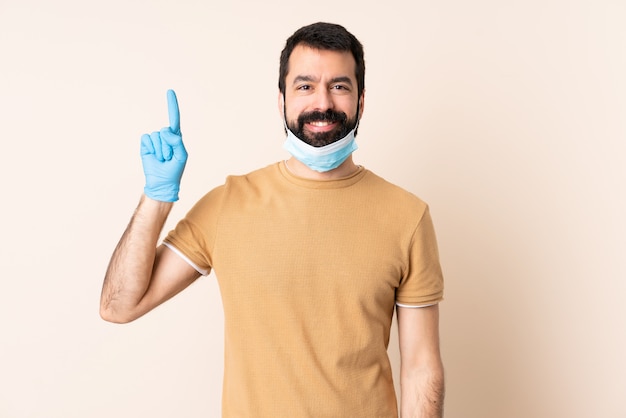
xmin=164 ymin=162 xmax=444 ymax=417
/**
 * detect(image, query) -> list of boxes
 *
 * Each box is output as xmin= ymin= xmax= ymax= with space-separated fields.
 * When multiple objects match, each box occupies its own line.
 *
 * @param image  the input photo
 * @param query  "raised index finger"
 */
xmin=167 ymin=89 xmax=180 ymax=134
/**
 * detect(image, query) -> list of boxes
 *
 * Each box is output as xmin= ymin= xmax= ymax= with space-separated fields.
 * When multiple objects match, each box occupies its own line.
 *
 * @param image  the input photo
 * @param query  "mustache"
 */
xmin=297 ymin=109 xmax=348 ymax=126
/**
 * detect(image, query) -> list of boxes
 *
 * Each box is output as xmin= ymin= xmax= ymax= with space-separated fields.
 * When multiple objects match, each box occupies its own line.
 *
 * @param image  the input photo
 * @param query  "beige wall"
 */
xmin=1 ymin=0 xmax=624 ymax=417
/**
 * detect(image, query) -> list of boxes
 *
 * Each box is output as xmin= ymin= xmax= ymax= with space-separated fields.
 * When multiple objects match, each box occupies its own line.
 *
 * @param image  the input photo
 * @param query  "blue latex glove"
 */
xmin=140 ymin=89 xmax=188 ymax=202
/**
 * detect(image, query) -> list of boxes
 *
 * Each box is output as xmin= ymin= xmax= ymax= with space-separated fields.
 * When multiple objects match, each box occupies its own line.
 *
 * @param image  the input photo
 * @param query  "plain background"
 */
xmin=1 ymin=0 xmax=625 ymax=417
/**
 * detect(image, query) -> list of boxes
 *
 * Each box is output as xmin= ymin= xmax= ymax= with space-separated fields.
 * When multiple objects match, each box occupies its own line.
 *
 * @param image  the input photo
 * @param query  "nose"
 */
xmin=312 ymin=88 xmax=334 ymax=111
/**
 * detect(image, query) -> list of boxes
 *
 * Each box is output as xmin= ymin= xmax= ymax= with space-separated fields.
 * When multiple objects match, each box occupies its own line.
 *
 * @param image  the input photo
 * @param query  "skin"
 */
xmin=99 ymin=197 xmax=199 ymax=324
xmin=398 ymin=305 xmax=445 ymax=418
xmin=101 ymin=43 xmax=444 ymax=418
xmin=279 ymin=45 xmax=364 ymax=180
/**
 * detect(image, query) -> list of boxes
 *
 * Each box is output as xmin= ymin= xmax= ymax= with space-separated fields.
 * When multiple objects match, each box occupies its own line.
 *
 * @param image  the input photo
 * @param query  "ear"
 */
xmin=358 ymin=90 xmax=365 ymax=120
xmin=277 ymin=91 xmax=284 ymax=116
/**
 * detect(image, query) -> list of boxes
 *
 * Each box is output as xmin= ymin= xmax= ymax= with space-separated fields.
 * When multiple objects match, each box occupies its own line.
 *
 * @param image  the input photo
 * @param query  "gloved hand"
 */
xmin=140 ymin=89 xmax=188 ymax=202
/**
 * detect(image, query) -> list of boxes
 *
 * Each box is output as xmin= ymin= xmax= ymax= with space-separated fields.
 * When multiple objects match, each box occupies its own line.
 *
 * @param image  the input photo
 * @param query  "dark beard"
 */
xmin=288 ymin=109 xmax=357 ymax=147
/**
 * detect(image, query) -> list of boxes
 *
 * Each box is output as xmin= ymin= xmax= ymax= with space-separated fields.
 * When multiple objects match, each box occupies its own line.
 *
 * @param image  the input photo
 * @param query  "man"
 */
xmin=101 ymin=22 xmax=445 ymax=417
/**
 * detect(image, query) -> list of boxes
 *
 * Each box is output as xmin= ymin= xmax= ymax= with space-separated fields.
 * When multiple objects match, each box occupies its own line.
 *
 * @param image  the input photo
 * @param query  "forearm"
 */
xmin=400 ymin=363 xmax=445 ymax=418
xmin=100 ymin=194 xmax=173 ymax=323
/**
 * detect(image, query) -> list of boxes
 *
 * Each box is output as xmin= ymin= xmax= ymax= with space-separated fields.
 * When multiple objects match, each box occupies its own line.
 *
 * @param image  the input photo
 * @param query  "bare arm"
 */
xmin=397 ymin=304 xmax=445 ymax=418
xmin=100 ymin=90 xmax=199 ymax=323
xmin=100 ymin=195 xmax=200 ymax=324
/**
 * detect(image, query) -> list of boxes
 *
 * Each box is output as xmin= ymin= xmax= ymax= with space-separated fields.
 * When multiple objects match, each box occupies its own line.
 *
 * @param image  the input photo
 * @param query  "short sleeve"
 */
xmin=395 ymin=206 xmax=444 ymax=306
xmin=163 ymin=185 xmax=226 ymax=276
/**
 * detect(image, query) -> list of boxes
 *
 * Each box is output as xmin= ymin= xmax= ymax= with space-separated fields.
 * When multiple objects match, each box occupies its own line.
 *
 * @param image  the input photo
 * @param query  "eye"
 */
xmin=330 ymin=84 xmax=352 ymax=94
xmin=297 ymin=84 xmax=311 ymax=91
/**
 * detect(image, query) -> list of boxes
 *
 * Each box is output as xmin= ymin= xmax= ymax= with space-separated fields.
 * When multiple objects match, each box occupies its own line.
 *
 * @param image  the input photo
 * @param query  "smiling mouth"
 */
xmin=292 ymin=109 xmax=350 ymax=146
xmin=306 ymin=120 xmax=337 ymax=130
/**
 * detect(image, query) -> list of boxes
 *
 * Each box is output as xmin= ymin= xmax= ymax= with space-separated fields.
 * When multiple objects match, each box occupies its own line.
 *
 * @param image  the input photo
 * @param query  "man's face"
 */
xmin=282 ymin=45 xmax=362 ymax=147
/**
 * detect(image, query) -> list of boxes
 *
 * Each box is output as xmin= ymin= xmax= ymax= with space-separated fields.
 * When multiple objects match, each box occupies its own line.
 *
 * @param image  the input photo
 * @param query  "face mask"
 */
xmin=283 ymin=126 xmax=358 ymax=172
xmin=281 ymin=98 xmax=359 ymax=172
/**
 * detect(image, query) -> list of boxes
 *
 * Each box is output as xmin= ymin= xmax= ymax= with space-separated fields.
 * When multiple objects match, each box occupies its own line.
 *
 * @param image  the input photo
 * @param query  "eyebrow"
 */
xmin=292 ymin=75 xmax=354 ymax=86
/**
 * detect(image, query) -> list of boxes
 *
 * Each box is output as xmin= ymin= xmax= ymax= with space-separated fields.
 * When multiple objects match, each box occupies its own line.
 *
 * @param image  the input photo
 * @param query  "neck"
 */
xmin=285 ymin=156 xmax=359 ymax=180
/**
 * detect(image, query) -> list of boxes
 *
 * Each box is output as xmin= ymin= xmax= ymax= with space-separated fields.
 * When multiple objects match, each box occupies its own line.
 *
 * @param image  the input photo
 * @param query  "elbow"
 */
xmin=99 ymin=304 xmax=137 ymax=324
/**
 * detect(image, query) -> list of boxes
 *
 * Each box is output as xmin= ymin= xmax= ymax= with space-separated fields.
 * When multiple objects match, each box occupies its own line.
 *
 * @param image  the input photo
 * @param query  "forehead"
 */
xmin=286 ymin=45 xmax=357 ymax=82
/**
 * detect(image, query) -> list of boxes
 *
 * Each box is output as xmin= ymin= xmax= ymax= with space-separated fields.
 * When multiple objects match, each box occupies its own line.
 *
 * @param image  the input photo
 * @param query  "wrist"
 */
xmin=139 ymin=194 xmax=175 ymax=215
xmin=143 ymin=183 xmax=180 ymax=202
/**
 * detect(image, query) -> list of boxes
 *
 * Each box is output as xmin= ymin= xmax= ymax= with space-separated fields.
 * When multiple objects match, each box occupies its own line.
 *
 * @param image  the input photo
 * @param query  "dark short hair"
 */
xmin=278 ymin=22 xmax=365 ymax=98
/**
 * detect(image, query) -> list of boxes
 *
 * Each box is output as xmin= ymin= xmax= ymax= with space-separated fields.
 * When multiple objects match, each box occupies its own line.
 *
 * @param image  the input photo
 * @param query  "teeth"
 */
xmin=310 ymin=121 xmax=332 ymax=126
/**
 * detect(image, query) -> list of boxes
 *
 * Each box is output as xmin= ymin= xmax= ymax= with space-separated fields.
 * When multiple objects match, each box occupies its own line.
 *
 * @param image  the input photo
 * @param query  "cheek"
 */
xmin=341 ymin=97 xmax=360 ymax=117
xmin=284 ymin=102 xmax=306 ymax=122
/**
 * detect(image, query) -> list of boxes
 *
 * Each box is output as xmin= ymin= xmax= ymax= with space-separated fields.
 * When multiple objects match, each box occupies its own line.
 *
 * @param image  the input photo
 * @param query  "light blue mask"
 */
xmin=281 ymin=100 xmax=359 ymax=172
xmin=283 ymin=126 xmax=358 ymax=172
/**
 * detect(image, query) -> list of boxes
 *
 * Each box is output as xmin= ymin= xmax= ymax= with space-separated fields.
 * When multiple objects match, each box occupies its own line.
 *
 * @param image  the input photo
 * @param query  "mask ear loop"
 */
xmin=352 ymin=98 xmax=361 ymax=135
xmin=281 ymin=93 xmax=289 ymax=134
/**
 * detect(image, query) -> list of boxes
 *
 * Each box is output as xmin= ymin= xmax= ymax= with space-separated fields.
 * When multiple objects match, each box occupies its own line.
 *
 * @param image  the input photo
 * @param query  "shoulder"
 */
xmin=174 ymin=163 xmax=282 ymax=235
xmin=224 ymin=163 xmax=282 ymax=188
xmin=204 ymin=163 xmax=285 ymax=208
xmin=191 ymin=163 xmax=281 ymax=203
xmin=362 ymin=169 xmax=429 ymax=213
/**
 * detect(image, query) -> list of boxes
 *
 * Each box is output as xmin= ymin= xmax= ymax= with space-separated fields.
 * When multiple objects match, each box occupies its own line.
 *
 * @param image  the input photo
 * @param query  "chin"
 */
xmin=302 ymin=131 xmax=343 ymax=147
